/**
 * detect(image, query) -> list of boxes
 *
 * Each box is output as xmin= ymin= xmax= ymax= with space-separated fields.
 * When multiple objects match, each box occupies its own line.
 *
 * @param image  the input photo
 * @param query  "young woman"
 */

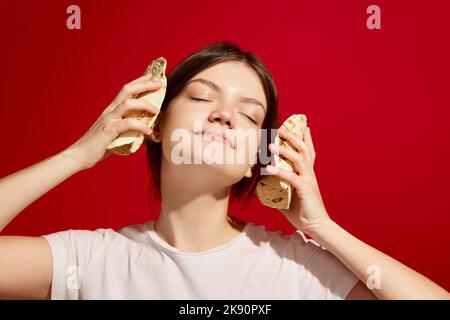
xmin=0 ymin=42 xmax=448 ymax=300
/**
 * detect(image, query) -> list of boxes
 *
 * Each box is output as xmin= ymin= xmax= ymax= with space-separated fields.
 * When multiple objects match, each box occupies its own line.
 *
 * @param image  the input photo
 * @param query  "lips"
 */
xmin=194 ymin=129 xmax=235 ymax=149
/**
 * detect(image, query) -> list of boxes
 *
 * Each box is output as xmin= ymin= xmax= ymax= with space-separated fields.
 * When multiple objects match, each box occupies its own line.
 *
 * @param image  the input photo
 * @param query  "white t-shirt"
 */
xmin=41 ymin=220 xmax=359 ymax=300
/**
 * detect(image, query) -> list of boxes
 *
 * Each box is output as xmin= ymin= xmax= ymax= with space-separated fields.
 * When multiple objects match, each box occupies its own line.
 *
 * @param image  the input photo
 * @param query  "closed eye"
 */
xmin=190 ymin=97 xmax=210 ymax=102
xmin=191 ymin=97 xmax=257 ymax=124
xmin=242 ymin=113 xmax=257 ymax=124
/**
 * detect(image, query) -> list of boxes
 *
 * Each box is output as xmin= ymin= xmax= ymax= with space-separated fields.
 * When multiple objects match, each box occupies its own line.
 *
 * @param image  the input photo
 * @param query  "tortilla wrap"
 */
xmin=256 ymin=114 xmax=308 ymax=209
xmin=107 ymin=57 xmax=167 ymax=155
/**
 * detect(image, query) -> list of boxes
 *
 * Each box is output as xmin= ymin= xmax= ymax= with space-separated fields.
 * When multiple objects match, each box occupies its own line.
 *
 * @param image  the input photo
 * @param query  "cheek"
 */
xmin=158 ymin=109 xmax=199 ymax=163
xmin=160 ymin=109 xmax=193 ymax=137
xmin=164 ymin=101 xmax=204 ymax=131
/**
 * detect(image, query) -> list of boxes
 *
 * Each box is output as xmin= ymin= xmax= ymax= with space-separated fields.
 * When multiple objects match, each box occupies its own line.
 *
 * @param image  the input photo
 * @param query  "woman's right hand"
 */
xmin=67 ymin=73 xmax=162 ymax=170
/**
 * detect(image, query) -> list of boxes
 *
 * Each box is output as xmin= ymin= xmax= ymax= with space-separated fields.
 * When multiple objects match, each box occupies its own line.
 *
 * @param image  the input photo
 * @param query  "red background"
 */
xmin=1 ymin=1 xmax=449 ymax=291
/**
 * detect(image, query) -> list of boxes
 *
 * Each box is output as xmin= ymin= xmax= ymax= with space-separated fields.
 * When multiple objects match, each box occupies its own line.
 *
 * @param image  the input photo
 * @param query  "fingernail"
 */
xmin=152 ymin=80 xmax=161 ymax=85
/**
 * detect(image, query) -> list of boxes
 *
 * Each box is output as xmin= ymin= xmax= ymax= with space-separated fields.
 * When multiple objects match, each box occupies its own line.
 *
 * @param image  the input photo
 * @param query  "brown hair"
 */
xmin=145 ymin=41 xmax=279 ymax=208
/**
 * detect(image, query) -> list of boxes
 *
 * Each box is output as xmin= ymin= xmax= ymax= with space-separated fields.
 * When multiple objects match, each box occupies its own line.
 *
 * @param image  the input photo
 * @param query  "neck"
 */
xmin=155 ymin=156 xmax=245 ymax=253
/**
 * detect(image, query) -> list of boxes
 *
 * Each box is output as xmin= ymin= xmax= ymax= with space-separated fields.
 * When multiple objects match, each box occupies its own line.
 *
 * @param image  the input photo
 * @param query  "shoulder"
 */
xmin=42 ymin=220 xmax=154 ymax=252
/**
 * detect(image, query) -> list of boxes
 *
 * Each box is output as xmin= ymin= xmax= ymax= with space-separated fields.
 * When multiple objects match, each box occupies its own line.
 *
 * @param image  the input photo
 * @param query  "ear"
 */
xmin=149 ymin=116 xmax=162 ymax=143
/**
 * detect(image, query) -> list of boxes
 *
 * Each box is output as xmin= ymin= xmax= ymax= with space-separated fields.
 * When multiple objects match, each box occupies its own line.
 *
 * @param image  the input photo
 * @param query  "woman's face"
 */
xmin=157 ymin=61 xmax=267 ymax=185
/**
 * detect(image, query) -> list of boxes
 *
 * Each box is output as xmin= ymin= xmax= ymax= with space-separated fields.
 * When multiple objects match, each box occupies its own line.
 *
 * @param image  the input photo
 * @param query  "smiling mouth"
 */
xmin=194 ymin=130 xmax=235 ymax=149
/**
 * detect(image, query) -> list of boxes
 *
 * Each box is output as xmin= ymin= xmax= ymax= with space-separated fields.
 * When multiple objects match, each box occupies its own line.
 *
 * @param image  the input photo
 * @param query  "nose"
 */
xmin=208 ymin=103 xmax=235 ymax=129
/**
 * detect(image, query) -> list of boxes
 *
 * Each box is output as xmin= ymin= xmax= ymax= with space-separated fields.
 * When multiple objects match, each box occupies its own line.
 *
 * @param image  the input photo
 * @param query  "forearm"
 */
xmin=308 ymin=220 xmax=450 ymax=300
xmin=0 ymin=148 xmax=84 ymax=232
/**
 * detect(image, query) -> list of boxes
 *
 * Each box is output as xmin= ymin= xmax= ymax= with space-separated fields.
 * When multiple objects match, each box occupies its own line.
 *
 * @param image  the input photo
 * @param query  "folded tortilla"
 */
xmin=107 ymin=57 xmax=167 ymax=155
xmin=256 ymin=114 xmax=308 ymax=209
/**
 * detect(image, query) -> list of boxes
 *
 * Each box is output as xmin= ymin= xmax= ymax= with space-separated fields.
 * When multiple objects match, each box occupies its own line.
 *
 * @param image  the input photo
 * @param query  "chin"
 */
xmin=189 ymin=159 xmax=248 ymax=185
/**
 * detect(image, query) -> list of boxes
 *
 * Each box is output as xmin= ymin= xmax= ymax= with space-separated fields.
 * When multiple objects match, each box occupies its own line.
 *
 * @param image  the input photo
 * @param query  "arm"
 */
xmin=309 ymin=220 xmax=450 ymax=300
xmin=0 ymin=148 xmax=84 ymax=232
xmin=0 ymin=237 xmax=53 ymax=299
xmin=266 ymin=125 xmax=450 ymax=300
xmin=0 ymin=76 xmax=161 ymax=232
xmin=0 ymin=148 xmax=86 ymax=299
xmin=0 ymin=149 xmax=84 ymax=299
xmin=0 ymin=74 xmax=161 ymax=299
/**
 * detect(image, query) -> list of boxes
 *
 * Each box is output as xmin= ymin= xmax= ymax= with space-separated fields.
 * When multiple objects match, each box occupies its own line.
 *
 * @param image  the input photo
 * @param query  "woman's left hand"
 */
xmin=266 ymin=126 xmax=332 ymax=234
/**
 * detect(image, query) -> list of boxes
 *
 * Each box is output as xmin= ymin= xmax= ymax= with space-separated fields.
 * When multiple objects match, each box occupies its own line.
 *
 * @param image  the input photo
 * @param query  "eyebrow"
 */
xmin=186 ymin=78 xmax=267 ymax=113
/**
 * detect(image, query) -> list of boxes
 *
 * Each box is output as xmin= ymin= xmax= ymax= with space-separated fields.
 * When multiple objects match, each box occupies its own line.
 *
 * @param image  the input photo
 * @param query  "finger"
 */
xmin=269 ymin=143 xmax=314 ymax=178
xmin=108 ymin=118 xmax=152 ymax=139
xmin=297 ymin=139 xmax=314 ymax=166
xmin=111 ymin=98 xmax=159 ymax=119
xmin=278 ymin=128 xmax=313 ymax=164
xmin=129 ymin=72 xmax=155 ymax=84
xmin=304 ymin=127 xmax=316 ymax=159
xmin=265 ymin=164 xmax=302 ymax=191
xmin=110 ymin=78 xmax=162 ymax=107
xmin=102 ymin=78 xmax=161 ymax=117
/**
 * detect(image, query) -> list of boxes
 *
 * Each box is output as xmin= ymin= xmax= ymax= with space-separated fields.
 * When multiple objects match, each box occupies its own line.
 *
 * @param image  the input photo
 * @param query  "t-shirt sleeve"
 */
xmin=40 ymin=229 xmax=107 ymax=300
xmin=293 ymin=231 xmax=360 ymax=300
